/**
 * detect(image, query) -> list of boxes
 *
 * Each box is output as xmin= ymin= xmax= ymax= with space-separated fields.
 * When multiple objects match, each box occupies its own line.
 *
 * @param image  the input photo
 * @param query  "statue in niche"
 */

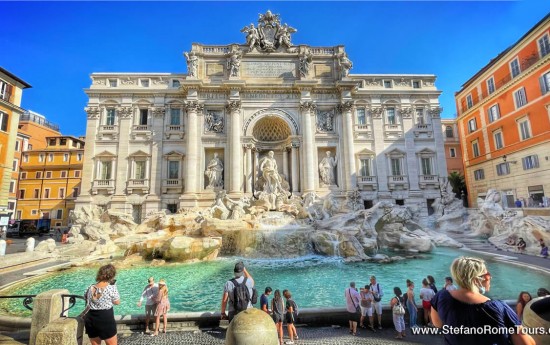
xmin=184 ymin=51 xmax=198 ymax=78
xmin=241 ymin=24 xmax=259 ymax=51
xmin=338 ymin=53 xmax=353 ymax=78
xmin=259 ymin=151 xmax=283 ymax=195
xmin=299 ymin=49 xmax=313 ymax=78
xmin=205 ymin=153 xmax=224 ymax=188
xmin=205 ymin=111 xmax=224 ymax=133
xmin=228 ymin=50 xmax=242 ymax=77
xmin=319 ymin=151 xmax=338 ymax=186
xmin=317 ymin=110 xmax=334 ymax=132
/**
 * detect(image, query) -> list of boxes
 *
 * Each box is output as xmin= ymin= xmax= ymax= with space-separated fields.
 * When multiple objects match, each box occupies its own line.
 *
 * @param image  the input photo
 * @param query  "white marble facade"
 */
xmin=76 ymin=12 xmax=447 ymax=219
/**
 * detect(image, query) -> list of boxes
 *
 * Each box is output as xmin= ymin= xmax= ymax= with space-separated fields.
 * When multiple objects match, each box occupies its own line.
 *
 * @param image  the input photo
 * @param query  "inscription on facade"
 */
xmin=314 ymin=64 xmax=332 ymax=77
xmin=242 ymin=61 xmax=296 ymax=78
xmin=206 ymin=63 xmax=224 ymax=76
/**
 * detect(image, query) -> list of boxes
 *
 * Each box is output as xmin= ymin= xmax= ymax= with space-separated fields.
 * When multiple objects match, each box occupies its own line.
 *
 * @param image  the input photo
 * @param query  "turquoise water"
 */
xmin=1 ymin=247 xmax=547 ymax=317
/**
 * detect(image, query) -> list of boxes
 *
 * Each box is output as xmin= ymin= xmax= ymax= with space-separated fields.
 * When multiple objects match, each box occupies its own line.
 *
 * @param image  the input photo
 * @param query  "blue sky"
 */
xmin=2 ymin=1 xmax=550 ymax=137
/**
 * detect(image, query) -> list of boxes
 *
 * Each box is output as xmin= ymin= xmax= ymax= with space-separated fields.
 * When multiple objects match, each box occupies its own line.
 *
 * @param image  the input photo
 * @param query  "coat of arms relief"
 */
xmin=241 ymin=10 xmax=297 ymax=53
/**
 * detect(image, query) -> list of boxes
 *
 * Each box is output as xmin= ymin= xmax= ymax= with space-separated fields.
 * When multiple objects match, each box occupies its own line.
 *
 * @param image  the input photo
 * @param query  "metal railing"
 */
xmin=0 ymin=295 xmax=37 ymax=311
xmin=60 ymin=294 xmax=87 ymax=317
xmin=20 ymin=113 xmax=60 ymax=131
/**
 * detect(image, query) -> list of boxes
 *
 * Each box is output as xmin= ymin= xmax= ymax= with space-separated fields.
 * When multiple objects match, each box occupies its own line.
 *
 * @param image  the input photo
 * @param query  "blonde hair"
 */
xmin=450 ymin=256 xmax=487 ymax=292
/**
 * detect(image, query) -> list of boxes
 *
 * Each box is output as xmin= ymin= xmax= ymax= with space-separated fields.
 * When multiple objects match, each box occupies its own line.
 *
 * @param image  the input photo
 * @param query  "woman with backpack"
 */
xmin=271 ymin=290 xmax=285 ymax=345
xmin=283 ymin=289 xmax=298 ymax=345
xmin=390 ymin=287 xmax=406 ymax=339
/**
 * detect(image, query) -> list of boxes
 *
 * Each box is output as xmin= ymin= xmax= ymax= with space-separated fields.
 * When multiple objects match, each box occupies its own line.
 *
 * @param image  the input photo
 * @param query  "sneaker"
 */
xmin=285 ymin=341 xmax=295 ymax=345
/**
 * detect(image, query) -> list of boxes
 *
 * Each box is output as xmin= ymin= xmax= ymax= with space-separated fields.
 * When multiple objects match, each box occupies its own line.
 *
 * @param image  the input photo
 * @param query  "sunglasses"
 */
xmin=478 ymin=272 xmax=492 ymax=280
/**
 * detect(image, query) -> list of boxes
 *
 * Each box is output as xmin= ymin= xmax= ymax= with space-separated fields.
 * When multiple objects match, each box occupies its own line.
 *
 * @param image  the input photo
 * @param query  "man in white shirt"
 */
xmin=137 ymin=277 xmax=158 ymax=334
xmin=369 ymin=276 xmax=384 ymax=329
xmin=444 ymin=276 xmax=458 ymax=291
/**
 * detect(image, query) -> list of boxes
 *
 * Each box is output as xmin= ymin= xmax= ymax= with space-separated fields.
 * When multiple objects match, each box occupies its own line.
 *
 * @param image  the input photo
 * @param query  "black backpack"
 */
xmin=231 ymin=277 xmax=257 ymax=312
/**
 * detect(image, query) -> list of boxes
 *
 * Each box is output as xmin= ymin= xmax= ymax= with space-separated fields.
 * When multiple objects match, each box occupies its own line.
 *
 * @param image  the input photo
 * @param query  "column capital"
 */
xmin=226 ymin=100 xmax=242 ymax=112
xmin=399 ymin=106 xmax=412 ymax=118
xmin=152 ymin=106 xmax=166 ymax=118
xmin=116 ymin=106 xmax=133 ymax=118
xmin=243 ymin=143 xmax=255 ymax=150
xmin=429 ymin=107 xmax=443 ymax=118
xmin=85 ymin=106 xmax=100 ymax=119
xmin=291 ymin=140 xmax=301 ymax=148
xmin=369 ymin=106 xmax=384 ymax=118
xmin=183 ymin=100 xmax=203 ymax=112
xmin=299 ymin=101 xmax=316 ymax=112
xmin=338 ymin=100 xmax=355 ymax=112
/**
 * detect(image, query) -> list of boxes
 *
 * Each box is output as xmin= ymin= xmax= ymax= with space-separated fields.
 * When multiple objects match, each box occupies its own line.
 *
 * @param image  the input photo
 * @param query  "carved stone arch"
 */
xmin=382 ymin=99 xmax=400 ymax=107
xmin=243 ymin=108 xmax=299 ymax=137
xmin=134 ymin=99 xmax=153 ymax=106
xmin=128 ymin=150 xmax=151 ymax=158
xmin=385 ymin=148 xmax=406 ymax=158
xmin=412 ymin=99 xmax=429 ymax=105
xmin=355 ymin=100 xmax=370 ymax=107
xmin=95 ymin=150 xmax=117 ymax=159
xmin=100 ymin=99 xmax=120 ymax=106
xmin=416 ymin=148 xmax=436 ymax=156
xmin=166 ymin=100 xmax=185 ymax=107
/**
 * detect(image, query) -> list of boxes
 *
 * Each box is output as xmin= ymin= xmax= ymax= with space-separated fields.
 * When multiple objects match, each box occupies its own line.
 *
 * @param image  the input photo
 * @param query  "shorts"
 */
xmin=285 ymin=312 xmax=296 ymax=324
xmin=145 ymin=304 xmax=157 ymax=317
xmin=372 ymin=301 xmax=382 ymax=315
xmin=361 ymin=306 xmax=373 ymax=317
xmin=273 ymin=312 xmax=284 ymax=323
xmin=422 ymin=300 xmax=431 ymax=310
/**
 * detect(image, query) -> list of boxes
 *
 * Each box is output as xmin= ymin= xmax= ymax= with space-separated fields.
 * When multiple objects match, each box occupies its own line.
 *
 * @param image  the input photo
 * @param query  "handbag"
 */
xmin=76 ymin=285 xmax=92 ymax=322
xmin=392 ymin=296 xmax=406 ymax=315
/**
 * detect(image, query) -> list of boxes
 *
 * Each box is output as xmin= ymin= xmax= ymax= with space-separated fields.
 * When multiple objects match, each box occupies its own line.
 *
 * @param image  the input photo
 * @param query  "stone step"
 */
xmin=0 ymin=332 xmax=28 ymax=345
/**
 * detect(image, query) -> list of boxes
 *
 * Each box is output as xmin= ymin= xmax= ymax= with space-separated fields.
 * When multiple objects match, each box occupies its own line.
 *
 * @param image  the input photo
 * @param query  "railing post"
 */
xmin=29 ymin=289 xmax=69 ymax=345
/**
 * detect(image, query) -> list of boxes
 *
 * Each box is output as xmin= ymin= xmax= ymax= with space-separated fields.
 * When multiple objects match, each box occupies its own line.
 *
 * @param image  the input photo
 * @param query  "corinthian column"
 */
xmin=183 ymin=101 xmax=203 ymax=195
xmin=340 ymin=101 xmax=357 ymax=190
xmin=300 ymin=101 xmax=316 ymax=193
xmin=243 ymin=143 xmax=254 ymax=195
xmin=226 ymin=100 xmax=242 ymax=195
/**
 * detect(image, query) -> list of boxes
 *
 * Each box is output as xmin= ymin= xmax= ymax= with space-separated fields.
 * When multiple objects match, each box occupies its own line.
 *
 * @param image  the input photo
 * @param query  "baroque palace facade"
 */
xmin=76 ymin=12 xmax=446 ymax=221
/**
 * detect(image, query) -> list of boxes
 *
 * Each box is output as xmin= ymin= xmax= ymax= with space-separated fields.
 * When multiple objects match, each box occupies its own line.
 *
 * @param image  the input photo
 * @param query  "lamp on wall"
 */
xmin=502 ymin=155 xmax=517 ymax=164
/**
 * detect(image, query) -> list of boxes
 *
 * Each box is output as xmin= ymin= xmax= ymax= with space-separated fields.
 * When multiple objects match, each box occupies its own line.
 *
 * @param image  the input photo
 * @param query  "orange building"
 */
xmin=455 ymin=14 xmax=550 ymax=207
xmin=0 ymin=67 xmax=31 ymax=218
xmin=10 ymin=111 xmax=61 ymax=217
xmin=441 ymin=119 xmax=464 ymax=176
xmin=16 ymin=136 xmax=85 ymax=229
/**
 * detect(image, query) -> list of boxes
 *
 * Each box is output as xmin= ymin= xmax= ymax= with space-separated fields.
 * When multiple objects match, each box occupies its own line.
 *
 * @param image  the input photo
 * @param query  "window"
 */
xmin=468 ymin=118 xmax=477 ymax=133
xmin=59 ymin=188 xmax=66 ymax=198
xmin=466 ymin=95 xmax=473 ymax=109
xmin=421 ymin=157 xmax=432 ymax=175
xmin=488 ymin=104 xmax=500 ymax=122
xmin=518 ymin=118 xmax=531 ymax=140
xmin=49 ymin=138 xmax=56 ymax=146
xmin=140 ymin=79 xmax=150 ymax=87
xmin=109 ymin=79 xmax=118 ymax=87
xmin=540 ymin=72 xmax=550 ymax=95
xmin=39 ymin=154 xmax=44 ymax=162
xmin=494 ymin=131 xmax=504 ymax=149
xmin=539 ymin=34 xmax=550 ymax=57
xmin=0 ymin=81 xmax=13 ymax=101
xmin=167 ymin=203 xmax=178 ymax=214
xmin=77 ymin=153 xmax=82 ymax=161
xmin=34 ymin=189 xmax=40 ymax=199
xmin=63 ymin=153 xmax=69 ymax=162
xmin=16 ymin=210 xmax=21 ymax=219
xmin=172 ymin=80 xmax=180 ymax=88
xmin=356 ymin=109 xmax=366 ymax=125
xmin=139 ymin=109 xmax=148 ymax=125
xmin=42 ymin=212 xmax=50 ymax=219
xmin=74 ymin=170 xmax=81 ymax=178
xmin=44 ymin=189 xmax=50 ymax=198
xmin=59 ymin=138 xmax=67 ymax=146
xmin=474 ymin=169 xmax=485 ymax=180
xmin=45 ymin=171 xmax=52 ymax=178
xmin=359 ymin=159 xmax=371 ymax=176
xmin=510 ymin=58 xmax=521 ymax=78
xmin=106 ymin=108 xmax=116 ymax=126
xmin=487 ymin=77 xmax=495 ymax=94
xmin=31 ymin=210 xmax=38 ymax=215
xmin=386 ymin=108 xmax=396 ymax=125
xmin=413 ymin=81 xmax=420 ymax=89
xmin=445 ymin=126 xmax=454 ymax=138
xmin=60 ymin=171 xmax=67 ymax=178
xmin=9 ymin=180 xmax=15 ymax=193
xmin=514 ymin=88 xmax=527 ymax=108
xmin=134 ymin=161 xmax=146 ymax=179
xmin=23 ymin=155 xmax=28 ymax=163
xmin=384 ymin=80 xmax=392 ymax=88
xmin=390 ymin=158 xmax=402 ymax=175
xmin=12 ymin=159 xmax=18 ymax=171
xmin=472 ymin=140 xmax=480 ymax=158
xmin=522 ymin=155 xmax=539 ymax=170
xmin=48 ymin=153 xmax=54 ymax=162
xmin=415 ymin=108 xmax=424 ymax=125
xmin=8 ymin=202 xmax=15 ymax=210
xmin=168 ymin=161 xmax=179 ymax=179
xmin=21 ymin=172 xmax=27 ymax=179
xmin=28 ymin=144 xmax=33 ymax=150
xmin=170 ymin=109 xmax=181 ymax=125
xmin=496 ymin=162 xmax=510 ymax=176
xmin=100 ymin=161 xmax=112 ymax=180
xmin=15 ymin=140 xmax=20 ymax=151
xmin=72 ymin=187 xmax=79 ymax=198
xmin=55 ymin=209 xmax=63 ymax=219
xmin=449 ymin=148 xmax=456 ymax=158
xmin=36 ymin=171 xmax=42 ymax=178
xmin=0 ymin=111 xmax=8 ymax=132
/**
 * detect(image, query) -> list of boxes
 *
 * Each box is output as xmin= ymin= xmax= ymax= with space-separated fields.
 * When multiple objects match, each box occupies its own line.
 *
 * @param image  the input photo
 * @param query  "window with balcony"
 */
xmin=100 ymin=161 xmax=112 ymax=180
xmin=139 ymin=109 xmax=148 ymax=125
xmin=416 ymin=108 xmax=425 ymax=125
xmin=359 ymin=159 xmax=371 ymax=176
xmin=539 ymin=34 xmax=550 ymax=58
xmin=445 ymin=126 xmax=454 ymax=138
xmin=421 ymin=157 xmax=432 ymax=175
xmin=0 ymin=111 xmax=9 ymax=132
xmin=472 ymin=140 xmax=480 ymax=158
xmin=449 ymin=148 xmax=456 ymax=158
xmin=134 ymin=160 xmax=146 ymax=180
xmin=168 ymin=161 xmax=179 ymax=179
xmin=487 ymin=77 xmax=495 ymax=94
xmin=466 ymin=94 xmax=473 ymax=109
xmin=488 ymin=104 xmax=500 ymax=123
xmin=356 ymin=108 xmax=366 ymax=125
xmin=518 ymin=118 xmax=531 ymax=140
xmin=468 ymin=118 xmax=477 ymax=133
xmin=494 ymin=130 xmax=504 ymax=150
xmin=522 ymin=155 xmax=539 ymax=170
xmin=496 ymin=162 xmax=510 ymax=176
xmin=390 ymin=158 xmax=402 ymax=175
xmin=474 ymin=169 xmax=485 ymax=180
xmin=386 ymin=108 xmax=396 ymax=125
xmin=106 ymin=108 xmax=116 ymax=126
xmin=540 ymin=72 xmax=550 ymax=95
xmin=170 ymin=108 xmax=181 ymax=125
xmin=510 ymin=58 xmax=521 ymax=78
xmin=0 ymin=81 xmax=14 ymax=102
xmin=514 ymin=87 xmax=527 ymax=108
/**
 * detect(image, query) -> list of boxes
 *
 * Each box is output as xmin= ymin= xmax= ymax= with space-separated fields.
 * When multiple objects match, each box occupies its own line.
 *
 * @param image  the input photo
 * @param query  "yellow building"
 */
xmin=16 ymin=136 xmax=85 ymax=229
xmin=0 ymin=67 xmax=31 ymax=217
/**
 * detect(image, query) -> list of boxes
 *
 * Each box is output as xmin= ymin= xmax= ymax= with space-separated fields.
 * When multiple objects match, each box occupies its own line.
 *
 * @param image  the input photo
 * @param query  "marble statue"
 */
xmin=303 ymin=192 xmax=322 ymax=221
xmin=321 ymin=193 xmax=338 ymax=220
xmin=228 ymin=50 xmax=242 ymax=77
xmin=205 ymin=153 xmax=224 ymax=189
xmin=242 ymin=11 xmax=296 ymax=53
xmin=319 ymin=151 xmax=337 ymax=186
xmin=184 ymin=51 xmax=198 ymax=77
xmin=259 ymin=151 xmax=283 ymax=195
xmin=210 ymin=190 xmax=231 ymax=220
xmin=241 ymin=24 xmax=259 ymax=51
xmin=339 ymin=53 xmax=353 ymax=78
xmin=204 ymin=111 xmax=224 ymax=133
xmin=299 ymin=49 xmax=313 ymax=78
xmin=226 ymin=196 xmax=250 ymax=220
xmin=276 ymin=23 xmax=296 ymax=48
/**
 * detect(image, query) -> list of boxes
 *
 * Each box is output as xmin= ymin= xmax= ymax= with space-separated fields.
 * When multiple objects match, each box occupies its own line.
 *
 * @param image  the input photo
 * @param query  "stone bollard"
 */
xmin=36 ymin=318 xmax=78 ymax=345
xmin=0 ymin=239 xmax=6 ymax=256
xmin=225 ymin=308 xmax=279 ymax=345
xmin=26 ymin=237 xmax=36 ymax=252
xmin=29 ymin=289 xmax=69 ymax=345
